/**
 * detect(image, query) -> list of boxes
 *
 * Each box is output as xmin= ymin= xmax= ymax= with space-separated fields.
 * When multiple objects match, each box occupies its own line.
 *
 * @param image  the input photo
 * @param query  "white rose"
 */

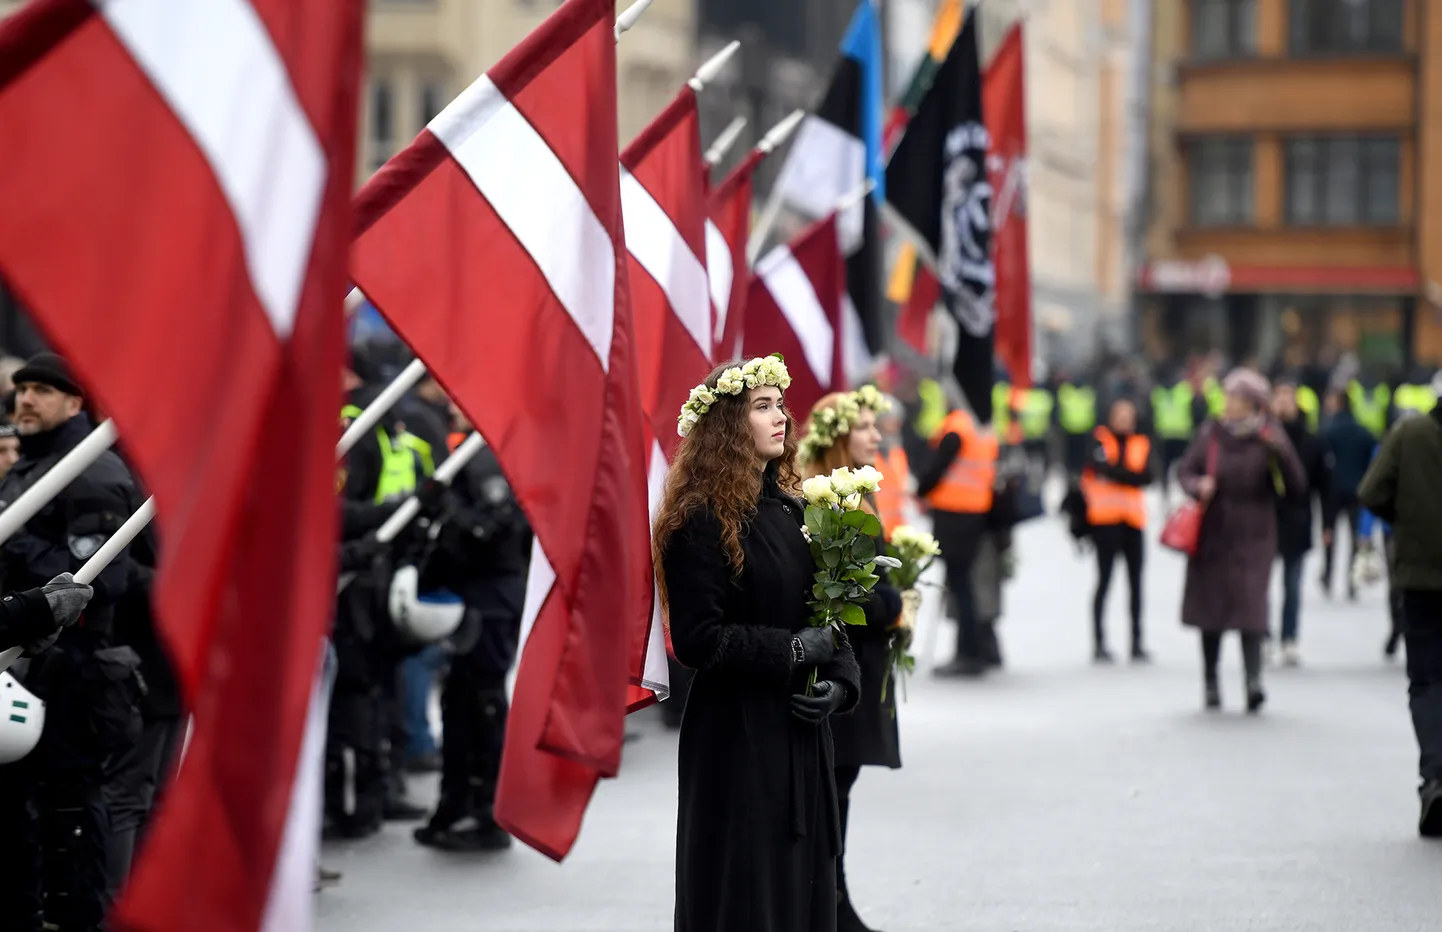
xmin=828 ymin=468 xmax=858 ymax=498
xmin=802 ymin=475 xmax=840 ymax=506
xmin=852 ymin=465 xmax=883 ymax=493
xmin=842 ymin=492 xmax=864 ymax=511
xmin=694 ymin=387 xmax=716 ymax=406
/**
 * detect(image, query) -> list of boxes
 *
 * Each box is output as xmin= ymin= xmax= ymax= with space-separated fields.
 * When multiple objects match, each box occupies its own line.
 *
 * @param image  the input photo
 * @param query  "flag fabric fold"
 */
xmin=743 ymin=215 xmax=846 ymax=419
xmin=885 ymin=10 xmax=995 ymax=423
xmin=350 ymin=0 xmax=652 ymax=860
xmin=0 ymin=1 xmax=361 ymax=929
xmin=771 ymin=0 xmax=886 ymax=373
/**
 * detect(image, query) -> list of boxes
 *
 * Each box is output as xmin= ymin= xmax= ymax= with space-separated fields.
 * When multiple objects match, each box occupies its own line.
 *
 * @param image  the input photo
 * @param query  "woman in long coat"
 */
xmin=800 ymin=390 xmax=903 ymax=932
xmin=1178 ymin=368 xmax=1305 ymax=712
xmin=656 ymin=358 xmax=863 ymax=932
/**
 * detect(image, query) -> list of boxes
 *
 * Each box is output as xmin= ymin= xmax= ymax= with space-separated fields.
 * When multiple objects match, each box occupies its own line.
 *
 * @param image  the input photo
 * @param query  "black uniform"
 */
xmin=0 ymin=413 xmax=143 ymax=932
xmin=415 ymin=443 xmax=531 ymax=851
xmin=0 ymin=586 xmax=57 ymax=654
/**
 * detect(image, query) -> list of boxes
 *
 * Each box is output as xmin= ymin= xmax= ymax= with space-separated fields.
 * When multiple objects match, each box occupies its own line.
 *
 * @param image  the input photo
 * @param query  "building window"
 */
xmin=420 ymin=82 xmax=444 ymax=127
xmin=369 ymin=79 xmax=394 ymax=171
xmin=1284 ymin=136 xmax=1399 ymax=225
xmin=1188 ymin=138 xmax=1254 ymax=226
xmin=1192 ymin=0 xmax=1257 ymax=59
xmin=1289 ymin=0 xmax=1404 ymax=55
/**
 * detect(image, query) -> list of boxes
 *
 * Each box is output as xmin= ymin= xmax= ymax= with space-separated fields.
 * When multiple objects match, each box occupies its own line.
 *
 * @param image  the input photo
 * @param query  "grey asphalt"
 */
xmin=316 ymin=496 xmax=1442 ymax=931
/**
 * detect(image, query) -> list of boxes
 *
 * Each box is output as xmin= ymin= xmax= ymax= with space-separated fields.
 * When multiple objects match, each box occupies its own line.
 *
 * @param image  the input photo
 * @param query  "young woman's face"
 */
xmin=846 ymin=409 xmax=881 ymax=466
xmin=748 ymin=386 xmax=788 ymax=462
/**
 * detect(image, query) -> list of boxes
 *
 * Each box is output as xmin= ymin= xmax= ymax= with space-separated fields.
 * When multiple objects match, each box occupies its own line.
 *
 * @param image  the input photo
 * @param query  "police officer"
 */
xmin=326 ymin=362 xmax=433 ymax=838
xmin=414 ymin=412 xmax=531 ymax=852
xmin=0 ymin=575 xmax=93 ymax=660
xmin=0 ymin=353 xmax=143 ymax=932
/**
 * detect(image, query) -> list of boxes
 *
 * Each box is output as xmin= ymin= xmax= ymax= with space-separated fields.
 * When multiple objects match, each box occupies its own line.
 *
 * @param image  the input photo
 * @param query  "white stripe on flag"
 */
xmin=756 ymin=245 xmax=834 ymax=387
xmin=431 ymin=77 xmax=616 ymax=370
xmin=99 ymin=0 xmax=326 ymax=338
xmin=259 ymin=655 xmax=329 ymax=932
xmin=772 ymin=115 xmax=866 ymax=251
xmin=509 ymin=536 xmax=558 ymax=702
xmin=841 ymin=293 xmax=875 ymax=387
xmin=641 ymin=439 xmax=671 ymax=699
xmin=621 ymin=170 xmax=711 ymax=362
xmin=705 ymin=219 xmax=734 ymax=347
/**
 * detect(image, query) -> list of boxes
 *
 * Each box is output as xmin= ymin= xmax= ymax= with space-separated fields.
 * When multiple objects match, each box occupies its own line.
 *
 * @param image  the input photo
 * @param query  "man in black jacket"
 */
xmin=1271 ymin=380 xmax=1330 ymax=666
xmin=0 ymin=352 xmax=143 ymax=932
xmin=0 ymin=574 xmax=93 ymax=659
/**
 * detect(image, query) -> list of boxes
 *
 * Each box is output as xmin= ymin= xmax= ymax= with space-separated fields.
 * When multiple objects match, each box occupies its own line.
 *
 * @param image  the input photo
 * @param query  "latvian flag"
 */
xmin=769 ymin=0 xmax=886 ymax=386
xmin=351 ymin=0 xmax=653 ymax=860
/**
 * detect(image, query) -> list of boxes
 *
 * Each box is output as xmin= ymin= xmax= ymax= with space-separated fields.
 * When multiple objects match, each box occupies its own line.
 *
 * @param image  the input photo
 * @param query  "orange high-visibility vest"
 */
xmin=1082 ymin=427 xmax=1149 ymax=529
xmin=875 ymin=445 xmax=911 ymax=539
xmin=924 ymin=410 xmax=998 ymax=514
xmin=447 ymin=432 xmax=466 ymax=453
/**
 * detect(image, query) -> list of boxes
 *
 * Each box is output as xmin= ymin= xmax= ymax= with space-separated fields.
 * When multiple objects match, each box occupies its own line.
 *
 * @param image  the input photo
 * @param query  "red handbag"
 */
xmin=1160 ymin=435 xmax=1218 ymax=557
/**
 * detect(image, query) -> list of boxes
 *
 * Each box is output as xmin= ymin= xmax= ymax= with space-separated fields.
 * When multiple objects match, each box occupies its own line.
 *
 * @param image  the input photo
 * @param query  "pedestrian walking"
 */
xmin=1357 ymin=374 xmax=1442 ymax=837
xmin=799 ymin=388 xmax=904 ymax=932
xmin=1321 ymin=389 xmax=1376 ymax=600
xmin=1177 ymin=369 xmax=1305 ymax=713
xmin=1082 ymin=398 xmax=1153 ymax=664
xmin=656 ymin=357 xmax=862 ymax=932
xmin=1269 ymin=379 xmax=1332 ymax=665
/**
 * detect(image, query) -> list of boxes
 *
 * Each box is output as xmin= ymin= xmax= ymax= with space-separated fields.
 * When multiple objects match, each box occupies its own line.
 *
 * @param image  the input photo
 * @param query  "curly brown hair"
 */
xmin=652 ymin=361 xmax=802 ymax=612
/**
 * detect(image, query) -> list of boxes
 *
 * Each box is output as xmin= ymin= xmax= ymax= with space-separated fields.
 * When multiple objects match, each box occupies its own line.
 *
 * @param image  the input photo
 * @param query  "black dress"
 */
xmin=665 ymin=472 xmax=863 ymax=932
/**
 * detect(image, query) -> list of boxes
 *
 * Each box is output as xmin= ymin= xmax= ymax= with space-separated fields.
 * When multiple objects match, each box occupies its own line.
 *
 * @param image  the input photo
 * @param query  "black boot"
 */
xmin=1241 ymin=634 xmax=1265 ymax=714
xmin=1421 ymin=780 xmax=1442 ymax=839
xmin=934 ymin=656 xmax=987 ymax=678
xmin=979 ymin=622 xmax=1003 ymax=669
xmin=1093 ymin=644 xmax=1115 ymax=665
xmin=1204 ymin=679 xmax=1221 ymax=710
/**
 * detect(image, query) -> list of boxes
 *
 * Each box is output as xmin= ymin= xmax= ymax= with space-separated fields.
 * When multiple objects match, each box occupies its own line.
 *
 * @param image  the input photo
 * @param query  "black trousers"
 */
xmin=932 ymin=510 xmax=988 ymax=662
xmin=102 ymin=715 xmax=183 ymax=896
xmin=1321 ymin=494 xmax=1360 ymax=594
xmin=1403 ymin=590 xmax=1442 ymax=784
xmin=1158 ymin=438 xmax=1189 ymax=499
xmin=0 ymin=767 xmax=109 ymax=932
xmin=1201 ymin=631 xmax=1263 ymax=686
xmin=433 ymin=575 xmax=524 ymax=826
xmin=1092 ymin=524 xmax=1144 ymax=651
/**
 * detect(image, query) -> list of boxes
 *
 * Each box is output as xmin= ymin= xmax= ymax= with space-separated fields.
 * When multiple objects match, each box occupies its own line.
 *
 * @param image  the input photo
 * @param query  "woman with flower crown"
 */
xmin=799 ymin=387 xmax=904 ymax=932
xmin=655 ymin=355 xmax=863 ymax=932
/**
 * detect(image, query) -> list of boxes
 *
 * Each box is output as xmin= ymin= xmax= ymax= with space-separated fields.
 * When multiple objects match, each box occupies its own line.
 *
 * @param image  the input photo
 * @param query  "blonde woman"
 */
xmin=657 ymin=357 xmax=862 ymax=932
xmin=799 ymin=386 xmax=904 ymax=932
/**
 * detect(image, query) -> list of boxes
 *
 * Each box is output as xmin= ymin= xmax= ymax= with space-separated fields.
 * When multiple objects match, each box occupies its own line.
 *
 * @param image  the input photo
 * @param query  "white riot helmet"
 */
xmin=0 ymin=672 xmax=45 ymax=764
xmin=388 ymin=565 xmax=466 ymax=644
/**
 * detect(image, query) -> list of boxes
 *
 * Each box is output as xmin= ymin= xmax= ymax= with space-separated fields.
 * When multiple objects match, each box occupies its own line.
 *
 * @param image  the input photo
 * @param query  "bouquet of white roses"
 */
xmin=880 ymin=525 xmax=943 ymax=704
xmin=799 ymin=466 xmax=900 ymax=693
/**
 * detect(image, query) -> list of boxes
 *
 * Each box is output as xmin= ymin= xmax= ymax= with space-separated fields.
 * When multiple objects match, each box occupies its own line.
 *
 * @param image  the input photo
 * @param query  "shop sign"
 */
xmin=1146 ymin=254 xmax=1231 ymax=298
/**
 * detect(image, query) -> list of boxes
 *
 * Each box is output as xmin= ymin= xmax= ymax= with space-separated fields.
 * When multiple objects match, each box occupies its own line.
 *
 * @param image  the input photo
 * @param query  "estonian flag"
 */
xmin=884 ymin=11 xmax=996 ymax=425
xmin=771 ymin=0 xmax=886 ymax=382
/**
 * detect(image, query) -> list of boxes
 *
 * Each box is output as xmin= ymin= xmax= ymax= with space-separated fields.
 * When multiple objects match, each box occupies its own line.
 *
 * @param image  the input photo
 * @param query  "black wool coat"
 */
xmin=665 ymin=475 xmax=862 ymax=932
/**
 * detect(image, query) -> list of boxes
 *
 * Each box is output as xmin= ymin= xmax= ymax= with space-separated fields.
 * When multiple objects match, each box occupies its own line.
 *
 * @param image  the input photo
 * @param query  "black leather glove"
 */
xmin=415 ymin=478 xmax=450 ymax=518
xmin=790 ymin=680 xmax=846 ymax=724
xmin=791 ymin=626 xmax=835 ymax=666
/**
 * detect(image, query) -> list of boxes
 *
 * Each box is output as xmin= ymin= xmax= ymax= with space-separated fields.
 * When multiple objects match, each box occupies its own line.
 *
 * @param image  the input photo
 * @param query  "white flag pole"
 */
xmin=704 ymin=116 xmax=748 ymax=167
xmin=72 ymin=495 xmax=157 ymax=586
xmin=0 ymin=418 xmax=119 ymax=548
xmin=744 ymin=109 xmax=807 ymax=265
xmin=615 ymin=0 xmax=654 ymax=39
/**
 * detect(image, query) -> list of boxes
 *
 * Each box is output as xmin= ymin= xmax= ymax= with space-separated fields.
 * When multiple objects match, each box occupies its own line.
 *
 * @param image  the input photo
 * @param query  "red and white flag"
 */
xmin=619 ymin=86 xmax=714 ymax=710
xmin=707 ymin=148 xmax=765 ymax=362
xmin=0 ymin=2 xmax=360 ymax=930
xmin=985 ymin=24 xmax=1031 ymax=388
xmin=350 ymin=0 xmax=652 ymax=860
xmin=742 ymin=215 xmax=847 ymax=418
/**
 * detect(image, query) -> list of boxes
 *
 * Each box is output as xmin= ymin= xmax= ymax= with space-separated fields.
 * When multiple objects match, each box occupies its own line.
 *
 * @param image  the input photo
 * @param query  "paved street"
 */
xmin=316 ymin=497 xmax=1441 ymax=931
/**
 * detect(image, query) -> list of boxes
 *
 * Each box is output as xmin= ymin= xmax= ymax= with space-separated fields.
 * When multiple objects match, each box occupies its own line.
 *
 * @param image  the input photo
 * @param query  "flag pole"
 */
xmin=704 ymin=116 xmax=748 ymax=167
xmin=744 ymin=109 xmax=807 ymax=265
xmin=615 ymin=0 xmax=654 ymax=39
xmin=0 ymin=418 xmax=119 ymax=547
